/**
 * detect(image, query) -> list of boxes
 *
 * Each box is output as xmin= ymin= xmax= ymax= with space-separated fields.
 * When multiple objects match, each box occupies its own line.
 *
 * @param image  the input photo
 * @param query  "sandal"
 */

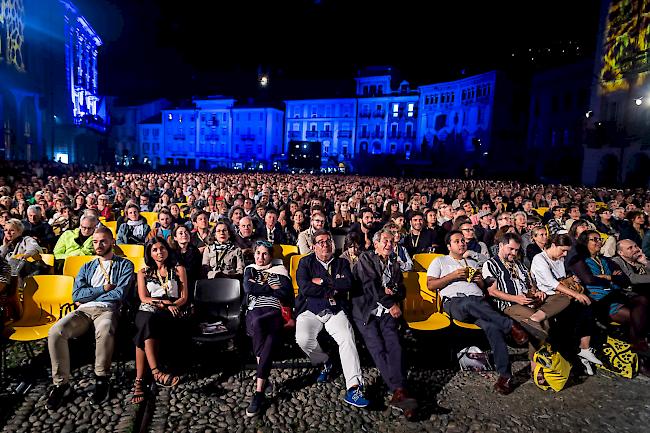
xmin=131 ymin=378 xmax=146 ymax=404
xmin=151 ymin=367 xmax=180 ymax=388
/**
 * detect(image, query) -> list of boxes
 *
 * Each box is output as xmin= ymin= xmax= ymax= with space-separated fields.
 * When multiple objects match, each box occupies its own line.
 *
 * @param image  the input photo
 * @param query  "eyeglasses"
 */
xmin=588 ymin=237 xmax=602 ymax=243
xmin=80 ymin=225 xmax=95 ymax=230
xmin=314 ymin=239 xmax=333 ymax=247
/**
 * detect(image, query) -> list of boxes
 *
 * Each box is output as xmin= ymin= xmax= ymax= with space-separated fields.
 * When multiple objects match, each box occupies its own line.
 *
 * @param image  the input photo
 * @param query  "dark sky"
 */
xmin=83 ymin=0 xmax=603 ymax=102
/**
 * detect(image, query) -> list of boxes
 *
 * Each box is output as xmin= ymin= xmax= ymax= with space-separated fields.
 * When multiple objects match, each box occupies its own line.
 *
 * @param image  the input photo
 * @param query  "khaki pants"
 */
xmin=48 ymin=306 xmax=118 ymax=385
xmin=504 ymin=294 xmax=571 ymax=359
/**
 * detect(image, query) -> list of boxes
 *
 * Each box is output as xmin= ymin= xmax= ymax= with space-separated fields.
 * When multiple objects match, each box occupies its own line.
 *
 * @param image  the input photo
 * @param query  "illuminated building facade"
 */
xmin=0 ymin=0 xmax=108 ymax=163
xmin=583 ymin=0 xmax=650 ymax=186
xmin=148 ymin=98 xmax=284 ymax=170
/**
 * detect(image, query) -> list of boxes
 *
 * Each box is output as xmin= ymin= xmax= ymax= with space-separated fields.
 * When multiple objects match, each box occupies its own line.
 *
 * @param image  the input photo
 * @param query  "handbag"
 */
xmin=457 ymin=346 xmax=493 ymax=372
xmin=281 ymin=305 xmax=295 ymax=329
xmin=533 ymin=343 xmax=572 ymax=392
xmin=596 ymin=336 xmax=638 ymax=378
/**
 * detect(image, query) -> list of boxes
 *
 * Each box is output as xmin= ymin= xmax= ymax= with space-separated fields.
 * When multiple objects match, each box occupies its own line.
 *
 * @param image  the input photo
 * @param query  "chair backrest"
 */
xmin=62 ymin=255 xmax=98 ymax=278
xmin=273 ymin=244 xmax=299 ymax=269
xmin=289 ymin=254 xmax=308 ymax=296
xmin=412 ymin=253 xmax=444 ymax=272
xmin=140 ymin=211 xmax=158 ymax=228
xmin=25 ymin=253 xmax=55 ymax=268
xmin=103 ymin=220 xmax=118 ymax=237
xmin=115 ymin=244 xmax=145 ymax=258
xmin=194 ymin=278 xmax=242 ymax=322
xmin=27 ymin=275 xmax=74 ymax=319
xmin=127 ymin=256 xmax=147 ymax=272
xmin=332 ymin=235 xmax=346 ymax=251
xmin=401 ymin=272 xmax=436 ymax=322
xmin=535 ymin=207 xmax=549 ymax=217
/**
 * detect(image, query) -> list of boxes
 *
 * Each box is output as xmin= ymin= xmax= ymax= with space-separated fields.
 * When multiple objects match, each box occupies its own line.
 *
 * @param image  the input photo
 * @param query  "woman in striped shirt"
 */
xmin=243 ymin=240 xmax=293 ymax=416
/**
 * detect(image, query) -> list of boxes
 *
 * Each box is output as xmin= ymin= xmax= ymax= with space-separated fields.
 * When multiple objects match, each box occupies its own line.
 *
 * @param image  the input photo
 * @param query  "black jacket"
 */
xmin=258 ymin=225 xmax=286 ymax=244
xmin=295 ymin=253 xmax=353 ymax=316
xmin=352 ymin=251 xmax=405 ymax=324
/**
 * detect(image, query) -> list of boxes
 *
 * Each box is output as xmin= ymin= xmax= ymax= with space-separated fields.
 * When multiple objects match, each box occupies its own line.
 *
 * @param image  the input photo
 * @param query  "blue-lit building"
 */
xmin=111 ymin=98 xmax=170 ymax=163
xmin=144 ymin=97 xmax=284 ymax=170
xmin=0 ymin=0 xmax=108 ymax=164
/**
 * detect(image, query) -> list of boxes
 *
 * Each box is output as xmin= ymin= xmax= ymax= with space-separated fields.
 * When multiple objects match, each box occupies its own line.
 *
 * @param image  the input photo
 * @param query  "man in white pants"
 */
xmin=295 ymin=229 xmax=369 ymax=408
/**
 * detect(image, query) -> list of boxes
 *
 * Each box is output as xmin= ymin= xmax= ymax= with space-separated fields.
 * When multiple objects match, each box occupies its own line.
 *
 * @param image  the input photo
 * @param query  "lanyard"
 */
xmin=97 ymin=259 xmax=112 ymax=285
xmin=157 ymin=268 xmax=170 ymax=297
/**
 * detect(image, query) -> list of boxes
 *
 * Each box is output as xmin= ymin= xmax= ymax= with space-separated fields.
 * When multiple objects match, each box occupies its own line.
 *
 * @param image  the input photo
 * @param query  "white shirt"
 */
xmin=530 ymin=251 xmax=565 ymax=295
xmin=80 ymin=259 xmax=114 ymax=310
xmin=427 ymin=255 xmax=483 ymax=299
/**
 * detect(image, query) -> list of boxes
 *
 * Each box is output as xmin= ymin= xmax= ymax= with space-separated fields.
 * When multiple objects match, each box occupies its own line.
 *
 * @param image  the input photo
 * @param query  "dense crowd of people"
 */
xmin=1 ymin=161 xmax=650 ymax=419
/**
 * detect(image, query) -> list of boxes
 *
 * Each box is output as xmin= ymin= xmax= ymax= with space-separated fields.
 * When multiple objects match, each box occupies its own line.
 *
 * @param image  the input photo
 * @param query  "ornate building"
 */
xmin=0 ymin=0 xmax=107 ymax=164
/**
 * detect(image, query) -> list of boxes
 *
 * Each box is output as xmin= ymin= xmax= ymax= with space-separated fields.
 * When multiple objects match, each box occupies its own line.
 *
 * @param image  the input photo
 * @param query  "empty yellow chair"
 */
xmin=289 ymin=254 xmax=308 ymax=297
xmin=402 ymin=272 xmax=450 ymax=331
xmin=103 ymin=220 xmax=118 ymax=237
xmin=412 ymin=253 xmax=444 ymax=272
xmin=115 ymin=244 xmax=145 ymax=258
xmin=274 ymin=244 xmax=300 ymax=270
xmin=127 ymin=256 xmax=147 ymax=272
xmin=7 ymin=275 xmax=75 ymax=342
xmin=63 ymin=255 xmax=98 ymax=278
xmin=140 ymin=211 xmax=159 ymax=228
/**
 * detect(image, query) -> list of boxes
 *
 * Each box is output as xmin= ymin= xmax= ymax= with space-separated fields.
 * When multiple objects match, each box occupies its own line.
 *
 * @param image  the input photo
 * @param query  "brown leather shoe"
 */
xmin=510 ymin=323 xmax=528 ymax=345
xmin=389 ymin=388 xmax=418 ymax=419
xmin=493 ymin=375 xmax=513 ymax=395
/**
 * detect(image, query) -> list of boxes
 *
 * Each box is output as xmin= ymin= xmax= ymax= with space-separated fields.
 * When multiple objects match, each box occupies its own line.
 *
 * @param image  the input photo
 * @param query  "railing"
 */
xmin=306 ymin=131 xmax=319 ymax=138
xmin=338 ymin=130 xmax=352 ymax=138
xmin=240 ymin=134 xmax=256 ymax=141
xmin=371 ymin=131 xmax=385 ymax=139
xmin=172 ymin=134 xmax=186 ymax=140
xmin=372 ymin=110 xmax=386 ymax=118
xmin=359 ymin=111 xmax=372 ymax=118
xmin=204 ymin=134 xmax=219 ymax=141
xmin=388 ymin=132 xmax=401 ymax=139
xmin=319 ymin=131 xmax=333 ymax=138
xmin=359 ymin=131 xmax=370 ymax=138
xmin=288 ymin=131 xmax=301 ymax=139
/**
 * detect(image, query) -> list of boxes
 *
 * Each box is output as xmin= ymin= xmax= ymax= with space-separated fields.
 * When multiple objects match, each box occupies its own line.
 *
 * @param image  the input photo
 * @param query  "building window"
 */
xmin=407 ymin=103 xmax=414 ymax=117
xmin=292 ymin=123 xmax=300 ymax=131
xmin=406 ymin=124 xmax=413 ymax=137
xmin=153 ymin=129 xmax=159 ymax=138
xmin=390 ymin=143 xmax=396 ymax=153
xmin=167 ymin=113 xmax=172 ymax=121
xmin=378 ymin=85 xmax=383 ymax=95
xmin=143 ymin=128 xmax=149 ymax=138
xmin=392 ymin=103 xmax=399 ymax=117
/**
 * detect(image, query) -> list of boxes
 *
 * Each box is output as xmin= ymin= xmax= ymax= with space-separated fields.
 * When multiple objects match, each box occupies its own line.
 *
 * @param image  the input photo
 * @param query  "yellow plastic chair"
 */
xmin=62 ymin=255 xmax=98 ymax=278
xmin=535 ymin=207 xmax=549 ymax=217
xmin=289 ymin=254 xmax=308 ymax=297
xmin=402 ymin=272 xmax=450 ymax=331
xmin=453 ymin=319 xmax=481 ymax=330
xmin=595 ymin=201 xmax=607 ymax=209
xmin=274 ymin=244 xmax=300 ymax=270
xmin=412 ymin=253 xmax=444 ymax=272
xmin=418 ymin=272 xmax=480 ymax=330
xmin=99 ymin=216 xmax=107 ymax=223
xmin=103 ymin=220 xmax=118 ymax=237
xmin=140 ymin=212 xmax=159 ymax=229
xmin=24 ymin=253 xmax=55 ymax=270
xmin=115 ymin=244 xmax=145 ymax=258
xmin=7 ymin=275 xmax=75 ymax=342
xmin=599 ymin=231 xmax=609 ymax=243
xmin=127 ymin=256 xmax=147 ymax=272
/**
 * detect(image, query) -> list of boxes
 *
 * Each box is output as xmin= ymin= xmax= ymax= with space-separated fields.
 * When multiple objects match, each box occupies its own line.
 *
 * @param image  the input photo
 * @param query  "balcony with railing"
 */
xmin=359 ymin=131 xmax=370 ymax=138
xmin=172 ymin=134 xmax=186 ymax=140
xmin=288 ymin=131 xmax=301 ymax=139
xmin=359 ymin=110 xmax=372 ymax=118
xmin=204 ymin=133 xmax=219 ymax=141
xmin=372 ymin=110 xmax=386 ymax=118
xmin=306 ymin=131 xmax=319 ymax=139
xmin=240 ymin=134 xmax=256 ymax=141
xmin=371 ymin=131 xmax=385 ymax=139
xmin=319 ymin=131 xmax=333 ymax=138
xmin=338 ymin=130 xmax=352 ymax=138
xmin=388 ymin=132 xmax=401 ymax=139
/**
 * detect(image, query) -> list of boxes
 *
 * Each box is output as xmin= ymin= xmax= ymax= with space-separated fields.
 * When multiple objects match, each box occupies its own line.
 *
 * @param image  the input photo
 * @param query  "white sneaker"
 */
xmin=580 ymin=357 xmax=594 ymax=376
xmin=578 ymin=347 xmax=603 ymax=365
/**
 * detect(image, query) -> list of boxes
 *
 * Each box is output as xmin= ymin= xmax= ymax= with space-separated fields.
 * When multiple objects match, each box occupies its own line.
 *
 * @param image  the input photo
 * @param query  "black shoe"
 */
xmin=93 ymin=376 xmax=110 ymax=404
xmin=246 ymin=391 xmax=265 ymax=417
xmin=46 ymin=383 xmax=71 ymax=410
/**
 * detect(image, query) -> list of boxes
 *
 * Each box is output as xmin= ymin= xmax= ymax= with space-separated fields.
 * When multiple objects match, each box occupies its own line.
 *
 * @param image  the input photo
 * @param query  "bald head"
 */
xmin=617 ymin=239 xmax=641 ymax=262
xmin=238 ymin=216 xmax=254 ymax=237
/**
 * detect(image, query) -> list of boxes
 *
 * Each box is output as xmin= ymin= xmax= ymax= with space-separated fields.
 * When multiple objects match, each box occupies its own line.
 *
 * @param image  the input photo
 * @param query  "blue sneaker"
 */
xmin=317 ymin=360 xmax=333 ymax=383
xmin=344 ymin=385 xmax=369 ymax=408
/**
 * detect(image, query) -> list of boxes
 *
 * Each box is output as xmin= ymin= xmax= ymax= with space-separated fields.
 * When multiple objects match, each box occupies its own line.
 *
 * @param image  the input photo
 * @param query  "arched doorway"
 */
xmin=626 ymin=153 xmax=650 ymax=187
xmin=596 ymin=154 xmax=619 ymax=186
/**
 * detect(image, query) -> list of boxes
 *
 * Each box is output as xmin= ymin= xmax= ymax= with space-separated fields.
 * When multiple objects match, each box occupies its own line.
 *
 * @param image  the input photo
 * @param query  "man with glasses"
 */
xmin=295 ymin=229 xmax=369 ymax=408
xmin=353 ymin=228 xmax=417 ymax=418
xmin=53 ymin=214 xmax=98 ymax=261
xmin=496 ymin=212 xmax=513 ymax=229
xmin=459 ymin=222 xmax=489 ymax=266
xmin=297 ymin=211 xmax=326 ymax=254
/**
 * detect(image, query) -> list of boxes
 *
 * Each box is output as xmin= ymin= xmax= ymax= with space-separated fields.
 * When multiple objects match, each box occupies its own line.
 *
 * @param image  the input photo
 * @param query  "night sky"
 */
xmin=82 ymin=0 xmax=602 ymax=102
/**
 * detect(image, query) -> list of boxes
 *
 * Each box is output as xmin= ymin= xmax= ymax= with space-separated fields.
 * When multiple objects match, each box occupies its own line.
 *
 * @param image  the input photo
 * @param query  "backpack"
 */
xmin=596 ymin=336 xmax=638 ymax=379
xmin=533 ymin=343 xmax=571 ymax=392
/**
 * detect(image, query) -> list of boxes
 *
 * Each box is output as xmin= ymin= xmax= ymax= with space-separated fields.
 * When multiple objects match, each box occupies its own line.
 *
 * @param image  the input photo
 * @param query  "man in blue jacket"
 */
xmin=295 ymin=229 xmax=369 ymax=408
xmin=46 ymin=227 xmax=135 ymax=410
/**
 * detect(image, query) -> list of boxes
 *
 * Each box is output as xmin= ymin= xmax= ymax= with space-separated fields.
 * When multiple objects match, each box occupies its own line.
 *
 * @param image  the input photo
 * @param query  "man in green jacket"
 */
xmin=53 ymin=214 xmax=98 ymax=260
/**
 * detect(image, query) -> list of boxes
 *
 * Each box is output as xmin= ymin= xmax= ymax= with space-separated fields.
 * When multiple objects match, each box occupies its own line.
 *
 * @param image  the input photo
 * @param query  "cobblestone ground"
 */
xmin=1 ymin=335 xmax=649 ymax=433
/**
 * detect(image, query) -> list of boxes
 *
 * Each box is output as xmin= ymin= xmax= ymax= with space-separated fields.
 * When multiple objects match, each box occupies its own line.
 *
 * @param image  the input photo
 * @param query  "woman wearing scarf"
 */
xmin=117 ymin=204 xmax=151 ymax=245
xmin=0 ymin=218 xmax=44 ymax=278
xmin=243 ymin=240 xmax=293 ymax=417
xmin=202 ymin=222 xmax=245 ymax=279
